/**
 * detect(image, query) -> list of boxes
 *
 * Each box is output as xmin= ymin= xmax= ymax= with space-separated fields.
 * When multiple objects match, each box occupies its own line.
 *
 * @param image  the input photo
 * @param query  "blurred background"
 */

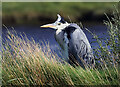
xmin=2 ymin=2 xmax=118 ymax=53
xmin=2 ymin=2 xmax=117 ymax=26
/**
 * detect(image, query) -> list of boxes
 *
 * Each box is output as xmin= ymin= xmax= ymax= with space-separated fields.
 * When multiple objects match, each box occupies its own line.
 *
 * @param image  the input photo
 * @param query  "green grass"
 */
xmin=2 ymin=2 xmax=117 ymax=25
xmin=2 ymin=2 xmax=120 ymax=86
xmin=0 ymin=55 xmax=1 ymax=86
xmin=2 ymin=30 xmax=119 ymax=85
xmin=2 ymin=29 xmax=120 ymax=86
xmin=3 ymin=2 xmax=116 ymax=14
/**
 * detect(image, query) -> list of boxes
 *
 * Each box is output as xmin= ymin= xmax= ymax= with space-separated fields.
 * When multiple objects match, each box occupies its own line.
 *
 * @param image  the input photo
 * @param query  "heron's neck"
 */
xmin=56 ymin=29 xmax=62 ymax=35
xmin=56 ymin=23 xmax=70 ymax=35
xmin=61 ymin=42 xmax=69 ymax=62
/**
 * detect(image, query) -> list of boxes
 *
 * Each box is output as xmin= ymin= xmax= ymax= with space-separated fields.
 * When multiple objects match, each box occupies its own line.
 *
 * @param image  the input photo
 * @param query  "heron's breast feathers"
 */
xmin=63 ymin=33 xmax=69 ymax=44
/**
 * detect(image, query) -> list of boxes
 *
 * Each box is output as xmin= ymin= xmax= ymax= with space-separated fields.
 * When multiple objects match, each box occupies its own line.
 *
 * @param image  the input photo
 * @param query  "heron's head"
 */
xmin=40 ymin=14 xmax=70 ymax=30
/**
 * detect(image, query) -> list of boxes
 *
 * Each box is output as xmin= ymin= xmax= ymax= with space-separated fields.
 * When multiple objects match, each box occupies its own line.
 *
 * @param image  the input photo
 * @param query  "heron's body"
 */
xmin=55 ymin=23 xmax=94 ymax=67
xmin=41 ymin=14 xmax=95 ymax=68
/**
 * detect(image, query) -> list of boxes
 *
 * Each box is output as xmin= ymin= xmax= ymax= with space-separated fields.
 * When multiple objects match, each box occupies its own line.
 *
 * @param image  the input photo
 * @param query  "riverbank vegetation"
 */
xmin=2 ymin=2 xmax=120 ymax=86
xmin=2 ymin=2 xmax=117 ymax=25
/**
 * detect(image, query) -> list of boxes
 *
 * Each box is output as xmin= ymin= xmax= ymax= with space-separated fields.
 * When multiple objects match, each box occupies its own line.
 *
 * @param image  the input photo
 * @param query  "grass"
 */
xmin=2 ymin=2 xmax=117 ymax=25
xmin=2 ymin=3 xmax=120 ymax=86
xmin=3 ymin=2 xmax=116 ymax=15
xmin=0 ymin=54 xmax=1 ymax=86
xmin=2 ymin=30 xmax=119 ymax=86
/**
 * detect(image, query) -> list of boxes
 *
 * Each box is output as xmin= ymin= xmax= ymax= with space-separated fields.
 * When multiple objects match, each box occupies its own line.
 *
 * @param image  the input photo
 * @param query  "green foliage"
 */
xmin=89 ymin=4 xmax=120 ymax=68
xmin=3 ymin=2 xmax=116 ymax=15
xmin=2 ymin=2 xmax=117 ymax=25
xmin=2 ymin=2 xmax=120 ymax=86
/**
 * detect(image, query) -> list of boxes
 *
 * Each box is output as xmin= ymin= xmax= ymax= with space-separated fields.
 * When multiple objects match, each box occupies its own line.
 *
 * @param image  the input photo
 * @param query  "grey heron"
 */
xmin=41 ymin=14 xmax=95 ymax=68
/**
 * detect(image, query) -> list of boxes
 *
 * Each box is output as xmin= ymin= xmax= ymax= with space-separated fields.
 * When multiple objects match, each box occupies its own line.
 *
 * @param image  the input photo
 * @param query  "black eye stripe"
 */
xmin=59 ymin=17 xmax=66 ymax=24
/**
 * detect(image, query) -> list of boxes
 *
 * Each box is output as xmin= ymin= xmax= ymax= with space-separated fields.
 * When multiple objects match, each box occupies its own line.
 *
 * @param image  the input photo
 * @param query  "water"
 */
xmin=2 ymin=25 xmax=108 ymax=53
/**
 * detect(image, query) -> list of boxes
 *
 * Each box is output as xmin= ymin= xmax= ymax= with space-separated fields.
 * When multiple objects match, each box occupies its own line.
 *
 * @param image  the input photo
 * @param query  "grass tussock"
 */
xmin=2 ymin=30 xmax=119 ymax=86
xmin=2 ymin=4 xmax=120 ymax=86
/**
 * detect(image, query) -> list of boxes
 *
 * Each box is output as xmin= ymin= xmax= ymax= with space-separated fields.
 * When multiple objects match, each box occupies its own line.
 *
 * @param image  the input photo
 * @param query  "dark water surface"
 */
xmin=2 ymin=25 xmax=108 ymax=54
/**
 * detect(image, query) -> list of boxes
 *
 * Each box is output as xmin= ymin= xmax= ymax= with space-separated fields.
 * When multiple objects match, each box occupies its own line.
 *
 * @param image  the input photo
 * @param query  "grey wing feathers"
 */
xmin=65 ymin=23 xmax=94 ymax=66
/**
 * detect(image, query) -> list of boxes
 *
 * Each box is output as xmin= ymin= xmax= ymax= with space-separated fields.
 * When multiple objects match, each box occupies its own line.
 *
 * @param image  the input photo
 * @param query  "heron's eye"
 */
xmin=58 ymin=23 xmax=61 ymax=25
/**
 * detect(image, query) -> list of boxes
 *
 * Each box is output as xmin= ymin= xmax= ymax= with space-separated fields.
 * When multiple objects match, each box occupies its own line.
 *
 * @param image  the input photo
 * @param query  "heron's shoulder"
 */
xmin=64 ymin=23 xmax=82 ymax=33
xmin=64 ymin=23 xmax=78 ymax=34
xmin=68 ymin=23 xmax=80 ymax=29
xmin=65 ymin=23 xmax=78 ymax=31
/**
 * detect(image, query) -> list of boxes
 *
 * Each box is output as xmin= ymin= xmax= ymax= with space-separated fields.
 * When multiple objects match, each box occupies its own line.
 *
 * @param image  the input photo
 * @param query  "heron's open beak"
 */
xmin=40 ymin=24 xmax=56 ymax=29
